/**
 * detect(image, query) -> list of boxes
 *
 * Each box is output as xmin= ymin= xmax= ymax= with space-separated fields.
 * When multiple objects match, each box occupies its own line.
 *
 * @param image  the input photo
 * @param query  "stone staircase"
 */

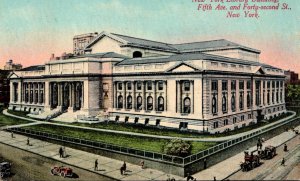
xmin=28 ymin=108 xmax=62 ymax=120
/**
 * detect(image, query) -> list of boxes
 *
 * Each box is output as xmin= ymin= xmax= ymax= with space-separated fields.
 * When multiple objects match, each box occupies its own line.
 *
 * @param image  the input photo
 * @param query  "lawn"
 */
xmin=23 ymin=124 xmax=216 ymax=155
xmin=0 ymin=113 xmax=33 ymax=127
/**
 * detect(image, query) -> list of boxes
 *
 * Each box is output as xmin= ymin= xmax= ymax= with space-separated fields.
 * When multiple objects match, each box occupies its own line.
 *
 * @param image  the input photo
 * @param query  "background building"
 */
xmin=0 ymin=70 xmax=11 ymax=106
xmin=4 ymin=60 xmax=22 ymax=70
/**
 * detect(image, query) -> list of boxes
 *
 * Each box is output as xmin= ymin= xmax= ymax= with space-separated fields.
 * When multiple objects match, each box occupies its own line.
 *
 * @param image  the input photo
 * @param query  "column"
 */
xmin=244 ymin=80 xmax=247 ymax=110
xmin=58 ymin=83 xmax=62 ymax=106
xmin=236 ymin=80 xmax=239 ymax=112
xmin=81 ymin=82 xmax=84 ymax=109
xmin=133 ymin=81 xmax=136 ymax=110
xmin=113 ymin=82 xmax=117 ymax=108
xmin=274 ymin=80 xmax=277 ymax=104
xmin=17 ymin=81 xmax=22 ymax=104
xmin=153 ymin=81 xmax=156 ymax=111
xmin=260 ymin=80 xmax=264 ymax=106
xmin=143 ymin=81 xmax=146 ymax=110
xmin=123 ymin=82 xmax=126 ymax=109
xmin=252 ymin=79 xmax=256 ymax=108
xmin=191 ymin=80 xmax=194 ymax=114
xmin=228 ymin=80 xmax=232 ymax=113
xmin=68 ymin=83 xmax=74 ymax=111
xmin=176 ymin=81 xmax=180 ymax=113
xmin=45 ymin=82 xmax=50 ymax=108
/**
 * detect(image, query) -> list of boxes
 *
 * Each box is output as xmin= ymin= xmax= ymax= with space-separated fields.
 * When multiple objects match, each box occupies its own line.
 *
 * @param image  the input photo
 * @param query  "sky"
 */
xmin=0 ymin=0 xmax=299 ymax=73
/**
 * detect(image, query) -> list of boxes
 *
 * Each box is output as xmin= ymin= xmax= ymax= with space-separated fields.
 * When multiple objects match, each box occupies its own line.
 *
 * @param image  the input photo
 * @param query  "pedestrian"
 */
xmin=140 ymin=160 xmax=145 ymax=169
xmin=94 ymin=159 xmax=98 ymax=171
xmin=122 ymin=161 xmax=126 ymax=172
xmin=256 ymin=142 xmax=259 ymax=150
xmin=204 ymin=158 xmax=207 ymax=169
xmin=63 ymin=146 xmax=67 ymax=158
xmin=214 ymin=176 xmax=216 ymax=181
xmin=11 ymin=131 xmax=14 ymax=138
xmin=281 ymin=158 xmax=285 ymax=166
xmin=259 ymin=142 xmax=262 ymax=150
xmin=284 ymin=144 xmax=288 ymax=152
xmin=59 ymin=147 xmax=63 ymax=158
xmin=187 ymin=173 xmax=194 ymax=181
xmin=27 ymin=137 xmax=30 ymax=145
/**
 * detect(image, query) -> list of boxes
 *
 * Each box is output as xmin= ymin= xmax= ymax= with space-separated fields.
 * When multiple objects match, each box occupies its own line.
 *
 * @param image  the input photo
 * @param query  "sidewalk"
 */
xmin=192 ymin=125 xmax=300 ymax=180
xmin=0 ymin=130 xmax=184 ymax=181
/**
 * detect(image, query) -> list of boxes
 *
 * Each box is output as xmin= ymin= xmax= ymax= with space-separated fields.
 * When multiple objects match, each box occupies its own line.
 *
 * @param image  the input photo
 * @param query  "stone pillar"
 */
xmin=68 ymin=83 xmax=74 ymax=112
xmin=153 ymin=81 xmax=156 ymax=112
xmin=45 ymin=82 xmax=50 ymax=110
xmin=17 ymin=81 xmax=22 ymax=104
xmin=176 ymin=81 xmax=181 ymax=113
xmin=244 ymin=80 xmax=247 ymax=110
xmin=81 ymin=82 xmax=84 ymax=109
xmin=190 ymin=80 xmax=194 ymax=114
xmin=260 ymin=80 xmax=264 ymax=106
xmin=133 ymin=81 xmax=136 ymax=110
xmin=143 ymin=81 xmax=146 ymax=110
xmin=123 ymin=82 xmax=126 ymax=109
xmin=228 ymin=80 xmax=232 ymax=113
xmin=252 ymin=79 xmax=256 ymax=109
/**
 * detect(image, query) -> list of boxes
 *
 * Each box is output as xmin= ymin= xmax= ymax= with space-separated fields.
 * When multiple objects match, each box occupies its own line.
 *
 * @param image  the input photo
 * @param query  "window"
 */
xmin=239 ymin=81 xmax=244 ymax=90
xmin=137 ymin=82 xmax=142 ymax=90
xmin=133 ymin=51 xmax=142 ymax=58
xmin=233 ymin=117 xmax=237 ymax=124
xmin=222 ymin=93 xmax=227 ymax=113
xmin=267 ymin=91 xmax=270 ymax=105
xmin=247 ymin=80 xmax=251 ymax=89
xmin=117 ymin=95 xmax=123 ymax=109
xmin=184 ymin=81 xmax=190 ymax=91
xmin=158 ymin=96 xmax=164 ymax=111
xmin=231 ymin=93 xmax=236 ymax=112
xmin=158 ymin=81 xmax=164 ymax=90
xmin=241 ymin=115 xmax=244 ymax=121
xmin=212 ymin=93 xmax=217 ymax=115
xmin=30 ymin=90 xmax=33 ymax=103
xmin=222 ymin=81 xmax=227 ymax=91
xmin=118 ymin=83 xmax=122 ymax=90
xmin=248 ymin=114 xmax=252 ymax=119
xmin=212 ymin=81 xmax=218 ymax=91
xmin=224 ymin=119 xmax=228 ymax=126
xmin=147 ymin=96 xmax=153 ymax=110
xmin=267 ymin=81 xmax=270 ymax=88
xmin=126 ymin=95 xmax=132 ymax=109
xmin=213 ymin=122 xmax=219 ymax=129
xmin=231 ymin=80 xmax=236 ymax=90
xmin=127 ymin=83 xmax=132 ymax=90
xmin=247 ymin=92 xmax=251 ymax=108
xmin=35 ymin=90 xmax=38 ymax=104
xmin=147 ymin=81 xmax=152 ymax=90
xmin=183 ymin=97 xmax=191 ymax=113
xmin=239 ymin=92 xmax=244 ymax=110
xmin=156 ymin=119 xmax=161 ymax=126
xmin=136 ymin=96 xmax=142 ymax=110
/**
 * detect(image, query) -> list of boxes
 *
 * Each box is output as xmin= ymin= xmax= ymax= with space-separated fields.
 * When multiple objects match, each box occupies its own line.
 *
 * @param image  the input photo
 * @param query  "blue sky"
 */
xmin=0 ymin=0 xmax=299 ymax=72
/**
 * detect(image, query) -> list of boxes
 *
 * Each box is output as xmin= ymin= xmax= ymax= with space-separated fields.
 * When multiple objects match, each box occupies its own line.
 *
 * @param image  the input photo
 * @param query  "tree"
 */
xmin=162 ymin=139 xmax=192 ymax=157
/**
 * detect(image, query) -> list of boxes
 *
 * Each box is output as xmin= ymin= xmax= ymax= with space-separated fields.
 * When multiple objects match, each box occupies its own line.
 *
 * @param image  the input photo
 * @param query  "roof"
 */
xmin=116 ymin=52 xmax=278 ymax=69
xmin=170 ymin=39 xmax=261 ymax=53
xmin=85 ymin=31 xmax=260 ymax=54
xmin=111 ymin=33 xmax=178 ymax=51
xmin=21 ymin=65 xmax=45 ymax=71
xmin=76 ymin=52 xmax=129 ymax=59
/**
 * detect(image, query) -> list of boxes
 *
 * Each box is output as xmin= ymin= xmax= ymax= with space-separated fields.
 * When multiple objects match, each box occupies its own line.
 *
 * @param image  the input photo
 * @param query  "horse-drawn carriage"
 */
xmin=258 ymin=145 xmax=276 ymax=159
xmin=240 ymin=150 xmax=260 ymax=172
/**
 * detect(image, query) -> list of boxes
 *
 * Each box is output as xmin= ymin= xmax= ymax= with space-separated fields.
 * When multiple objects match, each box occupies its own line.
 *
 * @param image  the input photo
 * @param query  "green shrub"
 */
xmin=162 ymin=138 xmax=192 ymax=157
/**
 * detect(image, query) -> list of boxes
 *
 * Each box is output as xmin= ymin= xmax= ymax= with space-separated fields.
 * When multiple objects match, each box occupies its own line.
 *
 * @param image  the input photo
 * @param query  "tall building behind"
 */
xmin=0 ymin=70 xmax=11 ymax=106
xmin=4 ymin=60 xmax=22 ymax=70
xmin=73 ymin=32 xmax=98 ymax=55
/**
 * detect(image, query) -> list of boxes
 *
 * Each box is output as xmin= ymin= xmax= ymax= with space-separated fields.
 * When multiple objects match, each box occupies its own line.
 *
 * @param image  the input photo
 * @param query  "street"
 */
xmin=228 ymin=133 xmax=300 ymax=180
xmin=0 ymin=142 xmax=113 ymax=181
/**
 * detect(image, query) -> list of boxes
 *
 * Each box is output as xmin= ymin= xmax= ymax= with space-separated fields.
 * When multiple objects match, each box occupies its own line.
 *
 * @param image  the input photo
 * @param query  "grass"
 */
xmin=7 ymin=110 xmax=30 ymax=118
xmin=24 ymin=124 xmax=216 ymax=155
xmin=0 ymin=113 xmax=33 ymax=127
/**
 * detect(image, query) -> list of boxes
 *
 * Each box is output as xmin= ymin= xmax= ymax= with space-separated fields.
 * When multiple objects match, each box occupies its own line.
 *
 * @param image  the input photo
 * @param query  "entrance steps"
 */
xmin=28 ymin=108 xmax=62 ymax=120
xmin=52 ymin=110 xmax=86 ymax=123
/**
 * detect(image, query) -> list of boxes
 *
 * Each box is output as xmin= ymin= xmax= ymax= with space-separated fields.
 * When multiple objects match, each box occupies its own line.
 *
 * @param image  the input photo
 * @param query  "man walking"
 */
xmin=281 ymin=158 xmax=285 ymax=166
xmin=59 ymin=147 xmax=63 ymax=158
xmin=94 ymin=159 xmax=98 ymax=171
xmin=27 ymin=137 xmax=30 ymax=145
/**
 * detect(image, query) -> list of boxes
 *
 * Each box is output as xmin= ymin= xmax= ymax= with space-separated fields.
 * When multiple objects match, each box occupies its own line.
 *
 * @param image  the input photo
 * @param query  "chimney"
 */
xmin=50 ymin=53 xmax=55 ymax=60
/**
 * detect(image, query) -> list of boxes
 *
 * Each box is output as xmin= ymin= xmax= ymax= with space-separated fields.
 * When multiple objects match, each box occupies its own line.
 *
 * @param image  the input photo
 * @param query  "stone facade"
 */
xmin=8 ymin=31 xmax=286 ymax=133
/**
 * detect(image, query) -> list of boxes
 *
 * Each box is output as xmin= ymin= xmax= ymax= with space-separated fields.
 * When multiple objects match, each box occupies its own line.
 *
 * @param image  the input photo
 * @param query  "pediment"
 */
xmin=8 ymin=72 xmax=19 ymax=79
xmin=85 ymin=31 xmax=127 ymax=49
xmin=167 ymin=62 xmax=199 ymax=72
xmin=254 ymin=67 xmax=266 ymax=75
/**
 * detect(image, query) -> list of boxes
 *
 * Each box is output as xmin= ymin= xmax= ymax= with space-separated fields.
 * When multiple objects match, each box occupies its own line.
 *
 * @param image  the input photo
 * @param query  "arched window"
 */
xmin=147 ymin=96 xmax=153 ymax=110
xmin=136 ymin=96 xmax=142 ymax=110
xmin=239 ymin=92 xmax=244 ymax=110
xmin=231 ymin=93 xmax=235 ymax=112
xmin=212 ymin=94 xmax=217 ymax=114
xmin=183 ymin=97 xmax=191 ymax=113
xmin=117 ymin=95 xmax=123 ymax=109
xmin=39 ymin=90 xmax=44 ymax=104
xmin=158 ymin=96 xmax=164 ymax=111
xmin=133 ymin=51 xmax=142 ymax=58
xmin=126 ymin=95 xmax=132 ymax=109
xmin=25 ymin=90 xmax=29 ymax=103
xmin=222 ymin=93 xmax=227 ymax=113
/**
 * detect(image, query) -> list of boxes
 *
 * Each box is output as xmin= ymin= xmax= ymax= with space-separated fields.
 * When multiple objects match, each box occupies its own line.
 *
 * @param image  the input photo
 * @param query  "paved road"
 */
xmin=0 ymin=142 xmax=114 ymax=181
xmin=228 ymin=132 xmax=300 ymax=180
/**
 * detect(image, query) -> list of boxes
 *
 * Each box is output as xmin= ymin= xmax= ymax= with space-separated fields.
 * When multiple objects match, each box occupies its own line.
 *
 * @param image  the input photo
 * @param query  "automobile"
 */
xmin=0 ymin=162 xmax=12 ymax=178
xmin=51 ymin=166 xmax=73 ymax=178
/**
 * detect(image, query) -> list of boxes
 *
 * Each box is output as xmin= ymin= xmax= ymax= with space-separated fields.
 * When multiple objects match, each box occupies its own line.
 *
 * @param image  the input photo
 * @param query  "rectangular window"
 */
xmin=118 ymin=83 xmax=122 ymax=90
xmin=267 ymin=81 xmax=270 ymax=88
xmin=233 ymin=117 xmax=237 ymax=124
xmin=241 ymin=115 xmax=244 ymax=121
xmin=222 ymin=81 xmax=228 ymax=91
xmin=239 ymin=81 xmax=244 ymax=90
xmin=212 ymin=80 xmax=218 ymax=91
xmin=137 ymin=82 xmax=142 ymax=90
xmin=213 ymin=122 xmax=219 ymax=128
xmin=158 ymin=81 xmax=164 ymax=90
xmin=231 ymin=80 xmax=236 ymax=90
xmin=127 ymin=83 xmax=132 ymax=90
xmin=184 ymin=81 xmax=190 ymax=91
xmin=147 ymin=82 xmax=152 ymax=90
xmin=224 ymin=119 xmax=228 ymax=126
xmin=248 ymin=114 xmax=252 ymax=119
xmin=247 ymin=80 xmax=251 ymax=89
